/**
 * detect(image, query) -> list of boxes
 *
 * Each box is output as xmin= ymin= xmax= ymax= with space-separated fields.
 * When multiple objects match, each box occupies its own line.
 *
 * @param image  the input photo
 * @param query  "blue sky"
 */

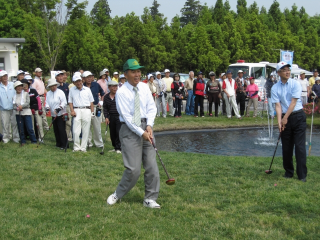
xmin=86 ymin=0 xmax=319 ymax=22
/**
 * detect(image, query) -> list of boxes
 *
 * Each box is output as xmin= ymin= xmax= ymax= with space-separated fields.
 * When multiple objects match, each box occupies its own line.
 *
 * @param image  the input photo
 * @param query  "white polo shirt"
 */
xmin=299 ymin=79 xmax=309 ymax=97
xmin=68 ymin=86 xmax=94 ymax=107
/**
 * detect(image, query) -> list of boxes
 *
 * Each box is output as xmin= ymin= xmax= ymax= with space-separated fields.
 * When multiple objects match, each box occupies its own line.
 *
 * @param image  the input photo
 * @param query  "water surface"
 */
xmin=155 ymin=128 xmax=320 ymax=157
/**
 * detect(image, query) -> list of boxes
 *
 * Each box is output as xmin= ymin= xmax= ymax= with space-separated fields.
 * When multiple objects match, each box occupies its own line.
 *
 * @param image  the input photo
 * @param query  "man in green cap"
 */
xmin=107 ymin=59 xmax=160 ymax=208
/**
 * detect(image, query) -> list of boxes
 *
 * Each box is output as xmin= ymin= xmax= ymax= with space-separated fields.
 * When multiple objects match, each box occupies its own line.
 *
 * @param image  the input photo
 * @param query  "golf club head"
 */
xmin=265 ymin=170 xmax=273 ymax=174
xmin=100 ymin=152 xmax=104 ymax=155
xmin=166 ymin=178 xmax=175 ymax=185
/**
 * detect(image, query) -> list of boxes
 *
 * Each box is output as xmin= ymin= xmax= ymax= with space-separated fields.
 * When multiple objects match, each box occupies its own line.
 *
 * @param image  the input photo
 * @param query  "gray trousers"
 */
xmin=1 ymin=110 xmax=19 ymax=143
xmin=156 ymin=94 xmax=166 ymax=117
xmin=40 ymin=96 xmax=49 ymax=130
xmin=116 ymin=122 xmax=160 ymax=200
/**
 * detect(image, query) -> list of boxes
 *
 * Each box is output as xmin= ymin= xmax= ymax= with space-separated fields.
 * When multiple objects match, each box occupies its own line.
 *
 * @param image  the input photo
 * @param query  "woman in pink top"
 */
xmin=245 ymin=77 xmax=259 ymax=117
xmin=97 ymin=71 xmax=108 ymax=100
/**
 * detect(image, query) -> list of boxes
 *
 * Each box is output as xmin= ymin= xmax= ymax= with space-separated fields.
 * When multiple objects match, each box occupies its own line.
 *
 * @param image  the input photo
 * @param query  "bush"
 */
xmin=303 ymin=102 xmax=320 ymax=115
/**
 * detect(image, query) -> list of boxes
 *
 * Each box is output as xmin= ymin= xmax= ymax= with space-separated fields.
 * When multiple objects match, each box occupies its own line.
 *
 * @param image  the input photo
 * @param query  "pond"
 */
xmin=154 ymin=127 xmax=320 ymax=157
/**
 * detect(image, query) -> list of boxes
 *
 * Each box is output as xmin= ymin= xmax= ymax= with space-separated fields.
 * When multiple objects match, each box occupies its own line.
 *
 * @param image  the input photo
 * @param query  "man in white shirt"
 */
xmin=107 ymin=59 xmax=160 ymax=209
xmin=154 ymin=71 xmax=167 ymax=117
xmin=0 ymin=71 xmax=19 ymax=143
xmin=68 ymin=74 xmax=95 ymax=152
xmin=162 ymin=69 xmax=174 ymax=116
xmin=222 ymin=71 xmax=242 ymax=119
xmin=33 ymin=68 xmax=49 ymax=131
xmin=299 ymin=71 xmax=310 ymax=105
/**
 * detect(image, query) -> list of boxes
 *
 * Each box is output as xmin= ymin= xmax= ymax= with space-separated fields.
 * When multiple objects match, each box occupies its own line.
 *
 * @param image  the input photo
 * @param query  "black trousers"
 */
xmin=209 ymin=102 xmax=219 ymax=116
xmin=52 ymin=116 xmax=67 ymax=148
xmin=221 ymin=92 xmax=226 ymax=115
xmin=109 ymin=115 xmax=121 ymax=150
xmin=281 ymin=111 xmax=307 ymax=179
xmin=194 ymin=95 xmax=204 ymax=116
xmin=174 ymin=98 xmax=182 ymax=117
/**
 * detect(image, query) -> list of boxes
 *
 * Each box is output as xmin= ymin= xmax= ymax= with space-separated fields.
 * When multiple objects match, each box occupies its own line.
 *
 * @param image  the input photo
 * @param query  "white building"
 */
xmin=0 ymin=38 xmax=25 ymax=81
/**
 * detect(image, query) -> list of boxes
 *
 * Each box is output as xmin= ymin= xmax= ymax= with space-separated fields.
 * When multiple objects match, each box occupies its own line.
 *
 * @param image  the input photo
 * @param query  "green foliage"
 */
xmin=0 ymin=0 xmax=25 ymax=37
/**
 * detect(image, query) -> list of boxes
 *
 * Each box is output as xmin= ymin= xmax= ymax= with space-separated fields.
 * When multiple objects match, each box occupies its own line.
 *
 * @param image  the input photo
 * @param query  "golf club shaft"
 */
xmin=268 ymin=132 xmax=281 ymax=171
xmin=151 ymin=139 xmax=171 ymax=179
xmin=41 ymin=116 xmax=57 ymax=141
xmin=308 ymin=99 xmax=315 ymax=156
xmin=101 ymin=123 xmax=109 ymax=154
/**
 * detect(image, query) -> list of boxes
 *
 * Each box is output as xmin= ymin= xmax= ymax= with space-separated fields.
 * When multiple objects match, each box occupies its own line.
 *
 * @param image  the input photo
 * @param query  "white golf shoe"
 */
xmin=107 ymin=191 xmax=119 ymax=205
xmin=143 ymin=199 xmax=160 ymax=209
xmin=116 ymin=150 xmax=122 ymax=154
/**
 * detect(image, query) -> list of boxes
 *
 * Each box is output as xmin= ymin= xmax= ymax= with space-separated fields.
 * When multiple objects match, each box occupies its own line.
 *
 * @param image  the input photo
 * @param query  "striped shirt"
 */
xmin=103 ymin=93 xmax=119 ymax=119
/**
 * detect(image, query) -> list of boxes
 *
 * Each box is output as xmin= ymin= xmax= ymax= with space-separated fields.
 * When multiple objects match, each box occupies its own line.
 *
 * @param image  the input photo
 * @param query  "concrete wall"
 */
xmin=0 ymin=42 xmax=20 ymax=80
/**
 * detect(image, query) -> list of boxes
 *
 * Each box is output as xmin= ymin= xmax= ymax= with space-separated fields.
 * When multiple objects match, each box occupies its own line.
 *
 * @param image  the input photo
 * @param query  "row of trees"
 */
xmin=1 ymin=0 xmax=320 ymax=77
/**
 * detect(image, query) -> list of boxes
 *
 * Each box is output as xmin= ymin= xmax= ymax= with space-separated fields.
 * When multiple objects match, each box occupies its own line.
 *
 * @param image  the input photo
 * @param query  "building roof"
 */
xmin=0 ymin=38 xmax=25 ymax=43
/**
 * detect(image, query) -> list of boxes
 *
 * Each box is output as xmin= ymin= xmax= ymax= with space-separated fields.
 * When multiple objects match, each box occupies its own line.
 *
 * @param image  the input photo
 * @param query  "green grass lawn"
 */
xmin=1 ymin=115 xmax=320 ymax=239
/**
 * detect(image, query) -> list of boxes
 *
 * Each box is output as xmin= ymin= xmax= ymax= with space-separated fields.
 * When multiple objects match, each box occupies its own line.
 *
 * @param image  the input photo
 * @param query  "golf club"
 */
xmin=100 ymin=124 xmax=108 ymax=155
xmin=39 ymin=116 xmax=57 ymax=146
xmin=265 ymin=132 xmax=282 ymax=174
xmin=308 ymin=91 xmax=317 ymax=156
xmin=151 ymin=138 xmax=175 ymax=185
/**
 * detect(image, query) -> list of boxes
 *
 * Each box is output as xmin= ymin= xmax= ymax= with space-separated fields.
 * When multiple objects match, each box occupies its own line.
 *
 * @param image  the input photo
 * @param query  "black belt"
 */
xmin=282 ymin=109 xmax=303 ymax=117
xmin=39 ymin=95 xmax=45 ymax=97
xmin=74 ymin=106 xmax=90 ymax=109
xmin=121 ymin=118 xmax=147 ymax=124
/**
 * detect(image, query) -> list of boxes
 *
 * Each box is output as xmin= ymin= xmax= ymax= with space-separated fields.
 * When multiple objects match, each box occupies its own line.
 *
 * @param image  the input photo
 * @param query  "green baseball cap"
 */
xmin=123 ymin=59 xmax=144 ymax=72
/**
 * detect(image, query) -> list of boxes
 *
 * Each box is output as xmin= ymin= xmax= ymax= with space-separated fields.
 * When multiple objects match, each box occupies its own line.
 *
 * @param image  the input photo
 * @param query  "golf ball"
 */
xmin=86 ymin=214 xmax=90 ymax=218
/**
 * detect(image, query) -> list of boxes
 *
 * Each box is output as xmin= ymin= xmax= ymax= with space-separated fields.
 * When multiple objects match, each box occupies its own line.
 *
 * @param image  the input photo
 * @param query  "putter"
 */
xmin=265 ymin=132 xmax=282 ymax=174
xmin=151 ymin=139 xmax=175 ymax=185
xmin=39 ymin=116 xmax=57 ymax=146
xmin=308 ymin=91 xmax=317 ymax=156
xmin=100 ymin=124 xmax=108 ymax=155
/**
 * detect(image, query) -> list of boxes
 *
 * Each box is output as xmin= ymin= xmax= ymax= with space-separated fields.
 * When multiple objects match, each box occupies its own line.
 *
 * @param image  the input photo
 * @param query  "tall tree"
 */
xmin=180 ymin=0 xmax=202 ymax=26
xmin=212 ymin=0 xmax=225 ymax=25
xmin=268 ymin=0 xmax=282 ymax=30
xmin=149 ymin=0 xmax=163 ymax=20
xmin=25 ymin=0 xmax=76 ymax=72
xmin=90 ymin=0 xmax=111 ymax=35
xmin=236 ymin=0 xmax=247 ymax=16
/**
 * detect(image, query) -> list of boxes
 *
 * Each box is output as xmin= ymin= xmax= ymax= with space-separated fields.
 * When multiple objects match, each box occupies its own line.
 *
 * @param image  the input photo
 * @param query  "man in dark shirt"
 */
xmin=56 ymin=71 xmax=72 ymax=141
xmin=83 ymin=71 xmax=105 ymax=148
xmin=103 ymin=80 xmax=121 ymax=153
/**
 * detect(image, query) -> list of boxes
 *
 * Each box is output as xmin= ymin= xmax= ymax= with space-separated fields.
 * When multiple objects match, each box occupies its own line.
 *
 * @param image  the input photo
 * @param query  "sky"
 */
xmin=86 ymin=0 xmax=319 ymax=22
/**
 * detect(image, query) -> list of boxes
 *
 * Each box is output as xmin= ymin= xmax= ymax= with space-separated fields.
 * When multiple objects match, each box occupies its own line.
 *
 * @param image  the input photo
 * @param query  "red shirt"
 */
xmin=222 ymin=79 xmax=238 ymax=90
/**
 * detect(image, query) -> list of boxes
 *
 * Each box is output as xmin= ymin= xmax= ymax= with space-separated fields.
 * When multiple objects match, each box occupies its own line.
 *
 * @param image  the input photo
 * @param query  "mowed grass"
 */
xmin=0 ymin=116 xmax=320 ymax=239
